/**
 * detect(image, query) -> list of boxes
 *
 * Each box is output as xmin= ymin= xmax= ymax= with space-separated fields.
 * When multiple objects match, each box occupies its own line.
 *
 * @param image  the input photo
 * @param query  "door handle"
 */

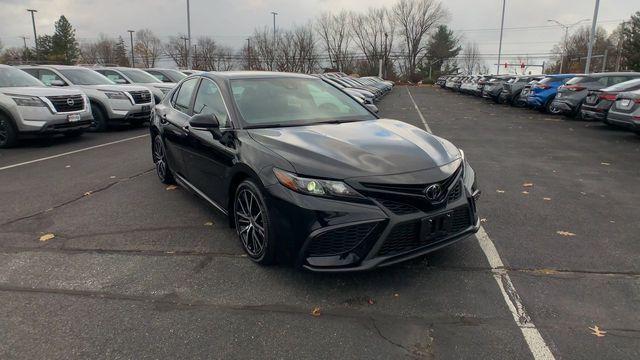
xmin=159 ymin=114 xmax=168 ymax=124
xmin=182 ymin=125 xmax=190 ymax=133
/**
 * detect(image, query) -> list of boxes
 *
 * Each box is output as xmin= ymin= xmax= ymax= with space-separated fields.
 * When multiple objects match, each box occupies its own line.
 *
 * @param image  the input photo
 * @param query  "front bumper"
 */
xmin=14 ymin=106 xmax=93 ymax=133
xmin=264 ymin=169 xmax=480 ymax=272
xmin=106 ymin=100 xmax=153 ymax=121
xmin=606 ymin=112 xmax=640 ymax=131
xmin=580 ymin=108 xmax=608 ymax=121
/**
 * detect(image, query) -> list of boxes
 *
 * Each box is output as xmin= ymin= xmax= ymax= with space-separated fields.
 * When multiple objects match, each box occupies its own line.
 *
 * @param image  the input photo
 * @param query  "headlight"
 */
xmin=12 ymin=96 xmax=46 ymax=107
xmin=101 ymin=90 xmax=129 ymax=100
xmin=273 ymin=168 xmax=363 ymax=199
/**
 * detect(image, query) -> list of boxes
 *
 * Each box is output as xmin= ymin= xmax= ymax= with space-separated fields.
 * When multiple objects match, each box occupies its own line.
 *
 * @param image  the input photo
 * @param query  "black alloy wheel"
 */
xmin=152 ymin=135 xmax=175 ymax=184
xmin=234 ymin=180 xmax=275 ymax=265
xmin=0 ymin=115 xmax=17 ymax=148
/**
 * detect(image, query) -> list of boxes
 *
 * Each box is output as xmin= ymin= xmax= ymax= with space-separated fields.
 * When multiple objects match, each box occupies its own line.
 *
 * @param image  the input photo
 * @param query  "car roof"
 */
xmin=200 ymin=71 xmax=317 ymax=81
xmin=584 ymin=72 xmax=640 ymax=77
xmin=17 ymin=64 xmax=89 ymax=70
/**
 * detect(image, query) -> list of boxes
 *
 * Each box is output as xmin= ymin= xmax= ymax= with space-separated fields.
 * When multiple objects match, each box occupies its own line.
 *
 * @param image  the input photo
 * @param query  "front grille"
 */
xmin=50 ymin=120 xmax=92 ymax=129
xmin=128 ymin=90 xmax=152 ymax=104
xmin=375 ymin=198 xmax=419 ymax=215
xmin=447 ymin=181 xmax=462 ymax=202
xmin=307 ymin=223 xmax=375 ymax=256
xmin=46 ymin=95 xmax=84 ymax=113
xmin=377 ymin=206 xmax=471 ymax=256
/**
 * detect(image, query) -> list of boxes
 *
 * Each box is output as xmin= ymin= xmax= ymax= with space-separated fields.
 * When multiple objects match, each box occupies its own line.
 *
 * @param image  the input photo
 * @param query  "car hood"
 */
xmin=249 ymin=119 xmax=461 ymax=179
xmin=0 ymin=86 xmax=83 ymax=97
xmin=76 ymin=84 xmax=149 ymax=93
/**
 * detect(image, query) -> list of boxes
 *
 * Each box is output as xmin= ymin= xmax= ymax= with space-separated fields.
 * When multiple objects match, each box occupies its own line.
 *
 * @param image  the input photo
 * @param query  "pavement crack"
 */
xmin=0 ymin=167 xmax=154 ymax=227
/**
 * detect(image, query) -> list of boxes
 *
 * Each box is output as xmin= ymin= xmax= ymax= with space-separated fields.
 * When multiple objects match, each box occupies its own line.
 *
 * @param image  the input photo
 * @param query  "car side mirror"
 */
xmin=50 ymin=79 xmax=65 ymax=87
xmin=365 ymin=104 xmax=379 ymax=114
xmin=190 ymin=113 xmax=220 ymax=129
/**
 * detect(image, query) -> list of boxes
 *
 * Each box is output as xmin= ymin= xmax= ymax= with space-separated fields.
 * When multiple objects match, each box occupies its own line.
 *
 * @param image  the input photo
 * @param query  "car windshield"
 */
xmin=58 ymin=68 xmax=114 ymax=85
xmin=0 ymin=67 xmax=44 ymax=87
xmin=231 ymin=77 xmax=376 ymax=127
xmin=120 ymin=69 xmax=161 ymax=83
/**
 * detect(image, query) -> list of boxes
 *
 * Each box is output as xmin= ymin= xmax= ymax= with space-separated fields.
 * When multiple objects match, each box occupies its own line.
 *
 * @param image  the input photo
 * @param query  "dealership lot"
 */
xmin=1 ymin=86 xmax=638 ymax=359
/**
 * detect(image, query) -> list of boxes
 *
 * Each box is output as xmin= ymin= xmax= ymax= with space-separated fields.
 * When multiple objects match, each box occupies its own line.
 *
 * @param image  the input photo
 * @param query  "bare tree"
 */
xmin=195 ymin=37 xmax=235 ymax=71
xmin=393 ymin=0 xmax=448 ymax=81
xmin=316 ymin=11 xmax=354 ymax=72
xmin=460 ymin=41 xmax=480 ymax=74
xmin=350 ymin=7 xmax=396 ymax=76
xmin=164 ymin=34 xmax=189 ymax=68
xmin=274 ymin=24 xmax=318 ymax=73
xmin=134 ymin=29 xmax=162 ymax=68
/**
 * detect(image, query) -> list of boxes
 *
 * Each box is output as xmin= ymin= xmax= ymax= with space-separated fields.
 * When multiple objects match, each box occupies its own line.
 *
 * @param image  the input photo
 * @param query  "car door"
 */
xmin=159 ymin=77 xmax=200 ymax=179
xmin=181 ymin=78 xmax=236 ymax=206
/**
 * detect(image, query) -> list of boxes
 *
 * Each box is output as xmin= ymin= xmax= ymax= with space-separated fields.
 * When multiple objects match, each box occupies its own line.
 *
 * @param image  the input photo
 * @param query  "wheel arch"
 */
xmin=226 ymin=164 xmax=264 ymax=228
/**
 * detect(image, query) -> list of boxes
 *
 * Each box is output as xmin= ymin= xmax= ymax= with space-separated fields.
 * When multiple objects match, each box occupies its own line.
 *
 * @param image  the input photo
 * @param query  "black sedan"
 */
xmin=151 ymin=71 xmax=480 ymax=271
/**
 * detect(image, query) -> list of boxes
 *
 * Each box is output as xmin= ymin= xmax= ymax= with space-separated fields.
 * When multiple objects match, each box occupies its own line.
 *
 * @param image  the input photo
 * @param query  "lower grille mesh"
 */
xmin=307 ymin=223 xmax=375 ymax=256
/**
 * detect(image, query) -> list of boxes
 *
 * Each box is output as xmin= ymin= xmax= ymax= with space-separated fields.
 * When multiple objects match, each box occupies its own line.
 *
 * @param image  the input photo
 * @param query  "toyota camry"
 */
xmin=151 ymin=71 xmax=480 ymax=271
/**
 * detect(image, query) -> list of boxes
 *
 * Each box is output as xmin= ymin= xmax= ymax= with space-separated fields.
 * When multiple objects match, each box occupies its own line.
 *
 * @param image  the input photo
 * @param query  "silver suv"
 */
xmin=92 ymin=67 xmax=175 ymax=104
xmin=0 ymin=65 xmax=92 ymax=148
xmin=19 ymin=65 xmax=153 ymax=131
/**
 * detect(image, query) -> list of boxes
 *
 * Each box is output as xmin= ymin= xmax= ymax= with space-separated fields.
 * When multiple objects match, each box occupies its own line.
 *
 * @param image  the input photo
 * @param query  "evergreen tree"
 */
xmin=51 ymin=15 xmax=79 ymax=64
xmin=423 ymin=25 xmax=461 ymax=78
xmin=36 ymin=35 xmax=54 ymax=60
xmin=621 ymin=11 xmax=640 ymax=71
xmin=114 ymin=36 xmax=130 ymax=67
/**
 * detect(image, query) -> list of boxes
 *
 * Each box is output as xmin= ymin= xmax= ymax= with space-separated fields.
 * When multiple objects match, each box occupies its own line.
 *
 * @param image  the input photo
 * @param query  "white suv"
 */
xmin=0 ymin=65 xmax=92 ymax=148
xmin=19 ymin=65 xmax=153 ymax=131
xmin=93 ymin=67 xmax=175 ymax=104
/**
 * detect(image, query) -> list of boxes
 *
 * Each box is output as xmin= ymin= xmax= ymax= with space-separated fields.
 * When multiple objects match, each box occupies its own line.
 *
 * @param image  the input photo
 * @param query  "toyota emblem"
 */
xmin=66 ymin=98 xmax=75 ymax=106
xmin=424 ymin=184 xmax=443 ymax=201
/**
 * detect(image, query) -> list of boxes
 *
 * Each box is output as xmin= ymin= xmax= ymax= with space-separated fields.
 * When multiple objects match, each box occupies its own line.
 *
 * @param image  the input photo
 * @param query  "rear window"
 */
xmin=603 ymin=78 xmax=640 ymax=92
xmin=539 ymin=77 xmax=563 ymax=85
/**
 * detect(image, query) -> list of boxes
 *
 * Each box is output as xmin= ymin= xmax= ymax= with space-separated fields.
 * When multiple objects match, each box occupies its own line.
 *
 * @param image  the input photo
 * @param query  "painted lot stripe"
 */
xmin=0 ymin=134 xmax=149 ymax=171
xmin=405 ymin=86 xmax=432 ymax=133
xmin=406 ymin=86 xmax=555 ymax=360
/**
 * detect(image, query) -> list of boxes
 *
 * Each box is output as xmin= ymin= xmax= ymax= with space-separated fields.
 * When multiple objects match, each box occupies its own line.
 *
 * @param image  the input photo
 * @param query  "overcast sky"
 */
xmin=0 ymin=0 xmax=635 ymax=68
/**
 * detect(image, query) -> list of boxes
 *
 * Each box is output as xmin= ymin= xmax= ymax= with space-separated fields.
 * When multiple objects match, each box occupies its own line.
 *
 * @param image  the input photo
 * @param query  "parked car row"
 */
xmin=317 ymin=72 xmax=394 ymax=108
xmin=437 ymin=72 xmax=640 ymax=136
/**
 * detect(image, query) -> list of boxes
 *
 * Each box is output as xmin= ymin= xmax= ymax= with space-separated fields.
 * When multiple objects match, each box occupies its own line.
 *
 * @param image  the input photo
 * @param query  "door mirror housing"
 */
xmin=189 ymin=113 xmax=220 ymax=130
xmin=50 ymin=79 xmax=66 ymax=87
xmin=365 ymin=103 xmax=379 ymax=114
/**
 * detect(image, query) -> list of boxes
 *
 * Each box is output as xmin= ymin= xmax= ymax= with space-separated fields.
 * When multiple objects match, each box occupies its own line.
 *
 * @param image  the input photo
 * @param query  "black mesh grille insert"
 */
xmin=46 ymin=94 xmax=84 ymax=112
xmin=447 ymin=181 xmax=462 ymax=202
xmin=307 ymin=223 xmax=375 ymax=256
xmin=377 ymin=206 xmax=471 ymax=256
xmin=128 ymin=90 xmax=152 ymax=104
xmin=375 ymin=198 xmax=419 ymax=215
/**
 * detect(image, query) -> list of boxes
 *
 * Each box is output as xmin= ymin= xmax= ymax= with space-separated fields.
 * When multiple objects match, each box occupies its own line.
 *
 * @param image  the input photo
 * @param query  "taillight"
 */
xmin=598 ymin=92 xmax=617 ymax=101
xmin=536 ymin=84 xmax=550 ymax=90
xmin=565 ymin=85 xmax=586 ymax=91
xmin=634 ymin=98 xmax=640 ymax=104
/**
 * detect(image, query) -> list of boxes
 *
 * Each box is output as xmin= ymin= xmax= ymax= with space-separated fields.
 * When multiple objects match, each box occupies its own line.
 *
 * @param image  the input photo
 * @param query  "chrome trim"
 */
xmin=39 ymin=95 xmax=88 ymax=115
xmin=175 ymin=173 xmax=228 ymax=215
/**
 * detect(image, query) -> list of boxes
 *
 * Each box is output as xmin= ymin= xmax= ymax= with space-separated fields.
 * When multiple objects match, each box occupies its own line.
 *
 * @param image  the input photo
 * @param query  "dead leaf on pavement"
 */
xmin=480 ymin=218 xmax=487 ymax=223
xmin=496 ymin=190 xmax=505 ymax=193
xmin=556 ymin=231 xmax=576 ymax=237
xmin=204 ymin=222 xmax=214 ymax=226
xmin=393 ymin=293 xmax=399 ymax=298
xmin=83 ymin=191 xmax=92 ymax=196
xmin=367 ymin=299 xmax=375 ymax=305
xmin=166 ymin=185 xmax=178 ymax=191
xmin=109 ymin=176 xmax=116 ymax=179
xmin=522 ymin=191 xmax=529 ymax=195
xmin=311 ymin=307 xmax=321 ymax=317
xmin=65 ymin=165 xmax=71 ymax=168
xmin=601 ymin=162 xmax=611 ymax=166
xmin=543 ymin=197 xmax=552 ymax=201
xmin=523 ymin=183 xmax=534 ymax=187
xmin=533 ymin=268 xmax=559 ymax=275
xmin=39 ymin=233 xmax=55 ymax=242
xmin=589 ymin=325 xmax=607 ymax=337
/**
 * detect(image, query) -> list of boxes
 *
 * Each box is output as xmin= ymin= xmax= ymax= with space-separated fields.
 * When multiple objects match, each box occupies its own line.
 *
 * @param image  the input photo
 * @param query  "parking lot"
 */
xmin=1 ymin=85 xmax=639 ymax=359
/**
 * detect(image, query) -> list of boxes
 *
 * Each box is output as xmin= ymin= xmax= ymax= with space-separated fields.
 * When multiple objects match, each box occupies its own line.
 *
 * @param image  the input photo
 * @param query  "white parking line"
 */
xmin=405 ymin=87 xmax=432 ymax=133
xmin=0 ymin=134 xmax=149 ymax=171
xmin=406 ymin=86 xmax=555 ymax=360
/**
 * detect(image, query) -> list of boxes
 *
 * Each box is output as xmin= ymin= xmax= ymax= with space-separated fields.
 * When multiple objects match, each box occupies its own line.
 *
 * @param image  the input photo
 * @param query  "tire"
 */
xmin=0 ymin=114 xmax=18 ymax=148
xmin=233 ymin=179 xmax=276 ymax=265
xmin=89 ymin=103 xmax=108 ymax=132
xmin=152 ymin=134 xmax=175 ymax=184
xmin=545 ymin=98 xmax=562 ymax=114
xmin=63 ymin=130 xmax=84 ymax=138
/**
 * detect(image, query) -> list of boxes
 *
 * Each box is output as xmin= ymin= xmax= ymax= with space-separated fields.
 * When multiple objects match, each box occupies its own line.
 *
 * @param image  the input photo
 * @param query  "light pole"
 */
xmin=27 ymin=9 xmax=38 ymax=60
xmin=496 ymin=0 xmax=506 ymax=75
xmin=180 ymin=36 xmax=189 ymax=68
xmin=585 ymin=0 xmax=600 ymax=74
xmin=547 ymin=19 xmax=590 ymax=73
xmin=384 ymin=32 xmax=389 ymax=79
xmin=246 ymin=38 xmax=252 ymax=70
xmin=186 ymin=0 xmax=192 ymax=69
xmin=271 ymin=12 xmax=278 ymax=46
xmin=127 ymin=30 xmax=135 ymax=67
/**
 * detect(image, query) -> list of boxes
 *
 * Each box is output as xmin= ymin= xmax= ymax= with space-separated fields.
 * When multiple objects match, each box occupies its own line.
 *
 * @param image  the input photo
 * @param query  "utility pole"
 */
xmin=193 ymin=44 xmax=197 ymax=69
xmin=601 ymin=49 xmax=608 ymax=72
xmin=180 ymin=36 xmax=189 ymax=68
xmin=246 ymin=38 xmax=252 ymax=70
xmin=547 ymin=19 xmax=589 ymax=74
xmin=127 ymin=30 xmax=135 ymax=67
xmin=384 ymin=32 xmax=389 ymax=79
xmin=27 ymin=9 xmax=38 ymax=60
xmin=271 ymin=12 xmax=278 ymax=46
xmin=496 ymin=0 xmax=506 ymax=75
xmin=585 ymin=0 xmax=600 ymax=74
xmin=20 ymin=36 xmax=29 ymax=61
xmin=186 ymin=0 xmax=192 ymax=69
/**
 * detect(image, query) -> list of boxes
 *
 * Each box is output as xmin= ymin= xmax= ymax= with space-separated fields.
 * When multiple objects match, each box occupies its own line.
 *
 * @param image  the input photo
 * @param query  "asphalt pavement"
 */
xmin=0 ymin=86 xmax=638 ymax=359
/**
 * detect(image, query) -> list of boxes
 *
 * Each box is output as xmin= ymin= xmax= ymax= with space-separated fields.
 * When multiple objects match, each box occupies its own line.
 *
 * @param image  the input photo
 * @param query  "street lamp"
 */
xmin=26 ymin=9 xmax=38 ymax=60
xmin=585 ymin=0 xmax=600 ymax=74
xmin=127 ymin=30 xmax=135 ymax=67
xmin=496 ymin=0 xmax=506 ymax=75
xmin=547 ymin=18 xmax=590 ymax=73
xmin=186 ymin=0 xmax=192 ymax=69
xmin=271 ymin=12 xmax=278 ymax=46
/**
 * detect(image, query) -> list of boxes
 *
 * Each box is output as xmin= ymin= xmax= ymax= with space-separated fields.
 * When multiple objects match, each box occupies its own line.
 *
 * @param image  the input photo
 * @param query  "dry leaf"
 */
xmin=480 ymin=218 xmax=487 ymax=223
xmin=311 ymin=307 xmax=321 ymax=317
xmin=367 ymin=299 xmax=375 ymax=305
xmin=580 ymin=192 xmax=587 ymax=195
xmin=39 ymin=233 xmax=55 ymax=242
xmin=83 ymin=191 xmax=92 ymax=196
xmin=166 ymin=185 xmax=178 ymax=191
xmin=534 ymin=268 xmax=559 ymax=275
xmin=589 ymin=325 xmax=607 ymax=337
xmin=600 ymin=162 xmax=611 ymax=166
xmin=393 ymin=293 xmax=399 ymax=298
xmin=109 ymin=176 xmax=116 ymax=179
xmin=556 ymin=231 xmax=576 ymax=237
xmin=543 ymin=197 xmax=552 ymax=201
xmin=65 ymin=165 xmax=71 ymax=168
xmin=523 ymin=183 xmax=534 ymax=187
xmin=204 ymin=222 xmax=214 ymax=226
xmin=522 ymin=191 xmax=529 ymax=195
xmin=496 ymin=190 xmax=505 ymax=193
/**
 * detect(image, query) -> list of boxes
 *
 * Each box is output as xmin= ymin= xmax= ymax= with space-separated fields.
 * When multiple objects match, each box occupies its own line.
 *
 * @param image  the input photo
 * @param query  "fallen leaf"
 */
xmin=311 ymin=307 xmax=321 ymax=317
xmin=480 ymin=218 xmax=487 ymax=223
xmin=609 ymin=220 xmax=615 ymax=224
xmin=83 ymin=191 xmax=92 ymax=196
xmin=39 ymin=233 xmax=55 ymax=242
xmin=166 ymin=185 xmax=178 ymax=191
xmin=368 ymin=299 xmax=375 ymax=305
xmin=543 ymin=197 xmax=552 ymax=201
xmin=556 ymin=231 xmax=576 ymax=237
xmin=589 ymin=325 xmax=607 ymax=337
xmin=204 ymin=222 xmax=214 ymax=226
xmin=601 ymin=162 xmax=611 ymax=166
xmin=165 ymin=251 xmax=175 ymax=254
xmin=393 ymin=293 xmax=399 ymax=298
xmin=532 ymin=268 xmax=559 ymax=275
xmin=522 ymin=191 xmax=529 ymax=195
xmin=496 ymin=190 xmax=505 ymax=193
xmin=65 ymin=165 xmax=71 ymax=168
xmin=109 ymin=176 xmax=116 ymax=179
xmin=580 ymin=192 xmax=587 ymax=195
xmin=522 ymin=183 xmax=534 ymax=187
